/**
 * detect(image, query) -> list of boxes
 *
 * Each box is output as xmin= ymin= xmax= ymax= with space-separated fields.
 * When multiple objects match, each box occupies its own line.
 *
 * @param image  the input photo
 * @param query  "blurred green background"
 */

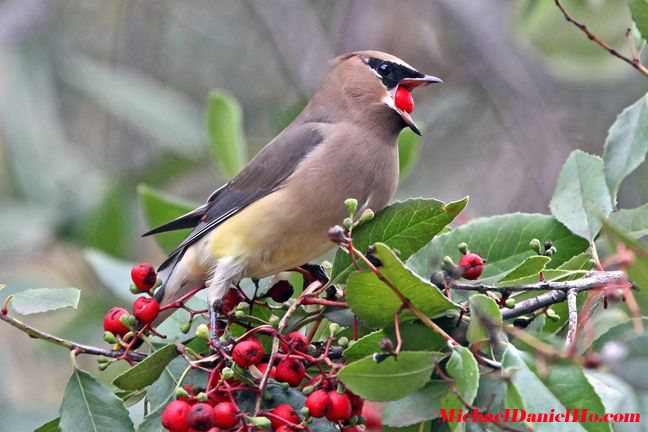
xmin=0 ymin=0 xmax=646 ymax=430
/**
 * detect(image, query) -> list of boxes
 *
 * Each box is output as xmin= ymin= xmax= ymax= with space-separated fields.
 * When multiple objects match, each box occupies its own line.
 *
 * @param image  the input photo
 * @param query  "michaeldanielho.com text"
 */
xmin=439 ymin=409 xmax=640 ymax=424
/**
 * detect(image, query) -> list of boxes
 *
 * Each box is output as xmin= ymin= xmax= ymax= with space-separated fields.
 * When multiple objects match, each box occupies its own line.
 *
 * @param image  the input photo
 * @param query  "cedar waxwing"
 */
xmin=144 ymin=51 xmax=442 ymax=330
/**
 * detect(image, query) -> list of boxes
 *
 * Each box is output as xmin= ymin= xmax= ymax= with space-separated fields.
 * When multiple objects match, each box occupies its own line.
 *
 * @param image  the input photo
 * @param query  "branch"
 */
xmin=0 ymin=309 xmax=147 ymax=362
xmin=452 ymin=270 xmax=625 ymax=293
xmin=554 ymin=0 xmax=648 ymax=77
xmin=500 ymin=271 xmax=628 ymax=320
xmin=565 ymin=288 xmax=578 ymax=348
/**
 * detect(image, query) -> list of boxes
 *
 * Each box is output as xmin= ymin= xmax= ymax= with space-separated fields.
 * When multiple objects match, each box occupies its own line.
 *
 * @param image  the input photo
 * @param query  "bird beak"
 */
xmin=387 ymin=74 xmax=443 ymax=136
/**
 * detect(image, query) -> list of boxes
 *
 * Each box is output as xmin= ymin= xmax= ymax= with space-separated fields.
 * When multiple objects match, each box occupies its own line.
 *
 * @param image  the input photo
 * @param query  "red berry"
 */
xmin=275 ymin=427 xmax=292 ymax=432
xmin=363 ymin=402 xmax=382 ymax=431
xmin=212 ymin=402 xmax=239 ymax=429
xmin=187 ymin=403 xmax=214 ymax=431
xmin=274 ymin=358 xmax=306 ymax=387
xmin=221 ymin=288 xmax=244 ymax=314
xmin=268 ymin=280 xmax=294 ymax=302
xmin=103 ymin=307 xmax=130 ymax=336
xmin=305 ymin=389 xmax=330 ymax=418
xmin=162 ymin=399 xmax=191 ymax=432
xmin=131 ymin=263 xmax=157 ymax=291
xmin=269 ymin=404 xmax=300 ymax=429
xmin=347 ymin=390 xmax=364 ymax=417
xmin=459 ymin=253 xmax=484 ymax=280
xmin=343 ymin=426 xmax=362 ymax=432
xmin=281 ymin=332 xmax=309 ymax=353
xmin=326 ymin=391 xmax=352 ymax=422
xmin=255 ymin=363 xmax=276 ymax=379
xmin=395 ymin=86 xmax=414 ymax=113
xmin=132 ymin=297 xmax=160 ymax=324
xmin=232 ymin=338 xmax=264 ymax=368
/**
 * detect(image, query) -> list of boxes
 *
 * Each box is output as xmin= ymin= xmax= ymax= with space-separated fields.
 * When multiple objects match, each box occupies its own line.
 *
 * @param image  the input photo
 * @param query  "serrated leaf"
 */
xmin=34 ymin=418 xmax=60 ymax=432
xmin=112 ymin=344 xmax=178 ymax=391
xmin=467 ymin=294 xmax=502 ymax=347
xmin=346 ymin=243 xmax=460 ymax=328
xmin=331 ymin=197 xmax=468 ymax=283
xmin=592 ymin=317 xmax=648 ymax=351
xmin=409 ymin=213 xmax=589 ymax=288
xmin=11 ymin=288 xmax=80 ymax=315
xmin=603 ymin=94 xmax=648 ymax=204
xmin=137 ymin=183 xmax=196 ymax=253
xmin=383 ymin=381 xmax=448 ymax=427
xmin=206 ymin=89 xmax=247 ymax=179
xmin=497 ymin=255 xmax=551 ymax=285
xmin=338 ymin=351 xmax=441 ymax=401
xmin=398 ymin=128 xmax=423 ymax=181
xmin=550 ymin=150 xmax=613 ymax=241
xmin=502 ymin=345 xmax=588 ymax=432
xmin=59 ymin=368 xmax=134 ymax=432
xmin=440 ymin=346 xmax=479 ymax=432
xmin=609 ymin=203 xmax=648 ymax=239
xmin=629 ymin=1 xmax=648 ymax=44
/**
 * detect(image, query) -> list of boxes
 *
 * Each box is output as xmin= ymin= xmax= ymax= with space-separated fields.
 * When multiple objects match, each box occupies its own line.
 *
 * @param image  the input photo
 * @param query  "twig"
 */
xmin=565 ymin=288 xmax=578 ymax=349
xmin=254 ymin=280 xmax=323 ymax=414
xmin=451 ymin=271 xmax=625 ymax=293
xmin=347 ymin=242 xmax=456 ymax=344
xmin=0 ymin=309 xmax=147 ymax=362
xmin=554 ymin=0 xmax=648 ymax=77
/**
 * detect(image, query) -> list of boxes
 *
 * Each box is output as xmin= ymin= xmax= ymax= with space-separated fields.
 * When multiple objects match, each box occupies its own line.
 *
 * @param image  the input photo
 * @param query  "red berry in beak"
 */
xmin=395 ymin=86 xmax=414 ymax=113
xmin=131 ymin=263 xmax=157 ymax=291
xmin=103 ymin=307 xmax=130 ymax=336
xmin=132 ymin=297 xmax=160 ymax=324
xmin=459 ymin=253 xmax=485 ymax=280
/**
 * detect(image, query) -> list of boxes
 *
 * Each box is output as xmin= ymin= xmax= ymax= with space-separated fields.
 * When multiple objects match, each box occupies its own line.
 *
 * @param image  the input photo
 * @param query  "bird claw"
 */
xmin=209 ymin=300 xmax=223 ymax=349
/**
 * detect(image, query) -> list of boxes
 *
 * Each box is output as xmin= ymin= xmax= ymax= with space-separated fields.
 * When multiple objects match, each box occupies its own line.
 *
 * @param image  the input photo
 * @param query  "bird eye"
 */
xmin=378 ymin=62 xmax=392 ymax=76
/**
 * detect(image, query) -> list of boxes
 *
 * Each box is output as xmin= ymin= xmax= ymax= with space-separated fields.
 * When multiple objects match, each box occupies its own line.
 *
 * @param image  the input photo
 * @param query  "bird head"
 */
xmin=328 ymin=50 xmax=442 ymax=136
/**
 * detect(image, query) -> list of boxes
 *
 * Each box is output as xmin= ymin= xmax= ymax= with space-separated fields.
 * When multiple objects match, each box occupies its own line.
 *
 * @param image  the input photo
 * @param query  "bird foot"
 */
xmin=209 ymin=300 xmax=224 ymax=350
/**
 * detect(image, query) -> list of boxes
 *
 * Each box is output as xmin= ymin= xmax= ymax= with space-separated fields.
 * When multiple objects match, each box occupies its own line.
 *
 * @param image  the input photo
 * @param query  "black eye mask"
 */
xmin=363 ymin=57 xmax=424 ymax=89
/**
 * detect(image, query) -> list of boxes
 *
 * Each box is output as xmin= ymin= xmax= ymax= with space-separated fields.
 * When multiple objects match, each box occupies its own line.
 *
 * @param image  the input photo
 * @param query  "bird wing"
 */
xmin=152 ymin=123 xmax=325 ymax=271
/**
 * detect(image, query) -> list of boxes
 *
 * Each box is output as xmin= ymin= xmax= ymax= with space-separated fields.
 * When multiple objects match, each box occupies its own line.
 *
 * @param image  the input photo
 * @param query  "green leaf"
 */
xmin=11 ymin=288 xmax=80 ymax=315
xmin=338 ymin=351 xmax=440 ymax=401
xmin=497 ymin=255 xmax=551 ymax=285
xmin=59 ymin=368 xmax=134 ymax=432
xmin=603 ymin=93 xmax=648 ymax=204
xmin=34 ymin=418 xmax=61 ymax=432
xmin=549 ymin=150 xmax=613 ymax=241
xmin=137 ymin=183 xmax=196 ymax=253
xmin=609 ymin=203 xmax=648 ymax=238
xmin=629 ymin=1 xmax=648 ymax=45
xmin=440 ymin=346 xmax=479 ymax=431
xmin=206 ymin=89 xmax=247 ymax=179
xmin=383 ymin=320 xmax=447 ymax=353
xmin=409 ymin=213 xmax=589 ymax=286
xmin=343 ymin=330 xmax=384 ymax=362
xmin=382 ymin=381 xmax=448 ymax=427
xmin=502 ymin=345 xmax=588 ymax=432
xmin=592 ymin=317 xmax=648 ymax=351
xmin=398 ymin=128 xmax=423 ymax=181
xmin=112 ymin=344 xmax=178 ymax=391
xmin=467 ymin=294 xmax=502 ymax=347
xmin=331 ymin=197 xmax=468 ymax=283
xmin=80 ymin=183 xmax=131 ymax=257
xmin=137 ymin=400 xmax=167 ymax=432
xmin=384 ymin=422 xmax=433 ymax=432
xmin=346 ymin=243 xmax=460 ymax=327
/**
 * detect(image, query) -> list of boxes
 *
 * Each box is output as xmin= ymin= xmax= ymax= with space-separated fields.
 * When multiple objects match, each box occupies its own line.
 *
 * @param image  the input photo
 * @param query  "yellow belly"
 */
xmin=205 ymin=190 xmax=332 ymax=278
